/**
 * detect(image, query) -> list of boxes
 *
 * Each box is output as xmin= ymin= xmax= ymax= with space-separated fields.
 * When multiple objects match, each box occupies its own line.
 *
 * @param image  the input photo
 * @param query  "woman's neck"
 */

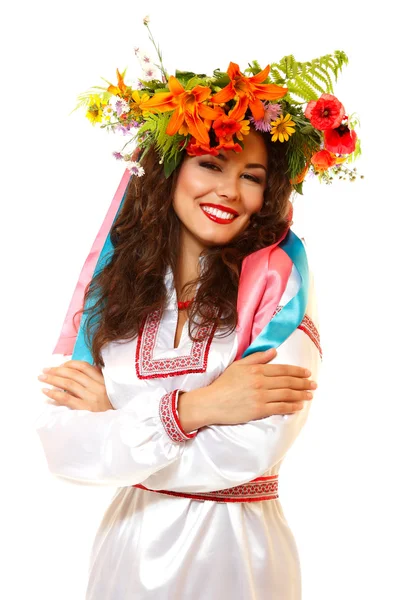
xmin=174 ymin=230 xmax=205 ymax=301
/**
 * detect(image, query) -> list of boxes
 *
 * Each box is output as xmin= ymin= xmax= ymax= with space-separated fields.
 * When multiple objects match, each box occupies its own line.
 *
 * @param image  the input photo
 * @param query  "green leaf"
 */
xmin=244 ymin=60 xmax=262 ymax=76
xmin=293 ymin=182 xmax=304 ymax=195
xmin=163 ymin=152 xmax=183 ymax=178
xmin=269 ymin=50 xmax=349 ymax=97
xmin=185 ymin=76 xmax=208 ymax=89
xmin=139 ymin=79 xmax=165 ymax=91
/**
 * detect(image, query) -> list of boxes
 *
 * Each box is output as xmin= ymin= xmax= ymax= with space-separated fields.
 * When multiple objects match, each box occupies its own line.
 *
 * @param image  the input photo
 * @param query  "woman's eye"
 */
xmin=200 ymin=162 xmax=220 ymax=171
xmin=242 ymin=173 xmax=261 ymax=184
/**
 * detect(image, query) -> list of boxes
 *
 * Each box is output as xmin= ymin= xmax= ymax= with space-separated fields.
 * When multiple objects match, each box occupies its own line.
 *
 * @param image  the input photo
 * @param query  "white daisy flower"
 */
xmin=112 ymin=97 xmax=130 ymax=117
xmin=102 ymin=104 xmax=114 ymax=119
xmin=127 ymin=161 xmax=145 ymax=177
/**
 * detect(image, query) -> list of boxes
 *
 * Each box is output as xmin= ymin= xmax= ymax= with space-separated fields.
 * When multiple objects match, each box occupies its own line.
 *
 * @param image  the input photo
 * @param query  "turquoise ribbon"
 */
xmin=242 ymin=229 xmax=309 ymax=358
xmin=72 ymin=226 xmax=308 ymax=365
xmin=71 ymin=189 xmax=128 ymax=365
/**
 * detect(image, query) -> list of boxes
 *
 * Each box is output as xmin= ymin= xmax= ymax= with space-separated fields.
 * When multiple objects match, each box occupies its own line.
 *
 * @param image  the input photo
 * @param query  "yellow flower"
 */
xmin=85 ymin=95 xmax=105 ymax=124
xmin=236 ymin=118 xmax=250 ymax=141
xmin=132 ymin=90 xmax=149 ymax=105
xmin=270 ymin=113 xmax=296 ymax=142
xmin=130 ymin=90 xmax=150 ymax=119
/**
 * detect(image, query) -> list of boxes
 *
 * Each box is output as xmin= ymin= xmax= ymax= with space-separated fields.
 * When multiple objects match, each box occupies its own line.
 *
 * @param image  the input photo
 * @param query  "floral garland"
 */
xmin=77 ymin=16 xmax=362 ymax=193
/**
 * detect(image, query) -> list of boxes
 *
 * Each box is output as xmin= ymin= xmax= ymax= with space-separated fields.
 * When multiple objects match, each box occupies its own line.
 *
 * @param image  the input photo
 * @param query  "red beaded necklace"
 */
xmin=177 ymin=299 xmax=194 ymax=310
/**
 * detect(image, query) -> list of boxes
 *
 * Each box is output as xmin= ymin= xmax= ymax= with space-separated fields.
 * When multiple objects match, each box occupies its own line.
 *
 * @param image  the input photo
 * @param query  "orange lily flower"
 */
xmin=215 ymin=140 xmax=242 ymax=153
xmin=212 ymin=62 xmax=288 ymax=121
xmin=186 ymin=138 xmax=219 ymax=157
xmin=140 ymin=76 xmax=222 ymax=146
xmin=107 ymin=69 xmax=128 ymax=96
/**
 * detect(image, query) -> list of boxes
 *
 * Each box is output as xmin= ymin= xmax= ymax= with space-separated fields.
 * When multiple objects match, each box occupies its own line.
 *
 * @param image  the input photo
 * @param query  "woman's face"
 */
xmin=172 ymin=129 xmax=268 ymax=251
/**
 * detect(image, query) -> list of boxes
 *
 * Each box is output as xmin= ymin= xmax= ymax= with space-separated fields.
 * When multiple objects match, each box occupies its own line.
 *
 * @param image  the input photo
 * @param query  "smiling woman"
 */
xmin=36 ymin=128 xmax=319 ymax=600
xmin=33 ymin=19 xmax=365 ymax=599
xmin=173 ymin=131 xmax=268 ymax=251
xmin=67 ymin=128 xmax=292 ymax=368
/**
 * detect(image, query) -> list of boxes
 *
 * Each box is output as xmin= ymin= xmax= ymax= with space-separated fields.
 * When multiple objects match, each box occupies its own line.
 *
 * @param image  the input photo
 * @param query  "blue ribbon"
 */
xmin=72 ymin=225 xmax=308 ymax=365
xmin=242 ymin=229 xmax=309 ymax=358
xmin=71 ymin=188 xmax=129 ymax=365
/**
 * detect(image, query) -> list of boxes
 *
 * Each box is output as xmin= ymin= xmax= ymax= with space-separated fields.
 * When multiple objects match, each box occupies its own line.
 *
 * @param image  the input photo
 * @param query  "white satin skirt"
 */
xmin=86 ymin=486 xmax=302 ymax=599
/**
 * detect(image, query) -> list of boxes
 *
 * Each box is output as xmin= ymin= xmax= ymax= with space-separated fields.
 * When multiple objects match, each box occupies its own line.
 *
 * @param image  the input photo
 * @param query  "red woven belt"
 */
xmin=133 ymin=475 xmax=278 ymax=503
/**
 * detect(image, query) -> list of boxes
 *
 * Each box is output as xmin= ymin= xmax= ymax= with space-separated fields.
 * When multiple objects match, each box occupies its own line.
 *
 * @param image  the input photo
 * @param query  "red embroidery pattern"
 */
xmin=136 ymin=308 xmax=218 ymax=379
xmin=272 ymin=306 xmax=322 ymax=358
xmin=298 ymin=314 xmax=323 ymax=358
xmin=133 ymin=475 xmax=279 ymax=503
xmin=159 ymin=390 xmax=198 ymax=443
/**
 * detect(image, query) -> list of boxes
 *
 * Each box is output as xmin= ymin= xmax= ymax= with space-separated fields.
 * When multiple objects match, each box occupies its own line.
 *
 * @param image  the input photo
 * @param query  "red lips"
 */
xmin=199 ymin=203 xmax=239 ymax=216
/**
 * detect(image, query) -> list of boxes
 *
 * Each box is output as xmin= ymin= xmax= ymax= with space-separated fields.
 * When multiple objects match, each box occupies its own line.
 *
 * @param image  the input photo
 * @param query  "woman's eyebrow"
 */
xmin=215 ymin=154 xmax=267 ymax=172
xmin=245 ymin=163 xmax=267 ymax=172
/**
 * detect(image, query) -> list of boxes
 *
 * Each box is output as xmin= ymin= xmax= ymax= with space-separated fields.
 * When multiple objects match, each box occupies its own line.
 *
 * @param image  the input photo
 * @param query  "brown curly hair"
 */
xmin=74 ymin=127 xmax=293 ymax=367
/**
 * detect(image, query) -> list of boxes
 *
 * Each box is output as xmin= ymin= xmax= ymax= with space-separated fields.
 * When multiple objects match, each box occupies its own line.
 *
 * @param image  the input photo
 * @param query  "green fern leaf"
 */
xmin=312 ymin=64 xmax=333 ymax=93
xmin=287 ymin=80 xmax=319 ymax=102
xmin=270 ymin=50 xmax=349 ymax=99
xmin=269 ymin=67 xmax=286 ymax=85
xmin=300 ymin=72 xmax=325 ymax=95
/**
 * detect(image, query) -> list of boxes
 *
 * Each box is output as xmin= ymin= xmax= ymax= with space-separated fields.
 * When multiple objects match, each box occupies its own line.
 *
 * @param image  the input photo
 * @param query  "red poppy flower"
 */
xmin=311 ymin=149 xmax=338 ymax=172
xmin=305 ymin=94 xmax=345 ymax=131
xmin=324 ymin=124 xmax=357 ymax=154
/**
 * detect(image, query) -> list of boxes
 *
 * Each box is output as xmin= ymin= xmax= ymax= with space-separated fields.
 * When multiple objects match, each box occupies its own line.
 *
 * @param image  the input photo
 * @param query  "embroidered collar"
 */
xmin=164 ymin=257 xmax=206 ymax=310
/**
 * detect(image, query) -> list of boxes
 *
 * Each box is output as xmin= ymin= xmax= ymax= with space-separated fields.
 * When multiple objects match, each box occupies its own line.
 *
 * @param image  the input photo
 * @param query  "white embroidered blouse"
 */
xmin=35 ymin=260 xmax=322 ymax=600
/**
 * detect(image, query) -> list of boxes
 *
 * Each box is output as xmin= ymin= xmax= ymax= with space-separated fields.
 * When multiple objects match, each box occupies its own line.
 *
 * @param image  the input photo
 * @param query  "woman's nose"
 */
xmin=216 ymin=175 xmax=240 ymax=202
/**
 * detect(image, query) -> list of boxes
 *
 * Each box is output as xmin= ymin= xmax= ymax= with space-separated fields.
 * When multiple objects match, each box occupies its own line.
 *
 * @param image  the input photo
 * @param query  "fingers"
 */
xmin=260 ymin=375 xmax=317 ymax=392
xmin=40 ymin=372 xmax=87 ymax=398
xmin=260 ymin=364 xmax=311 ymax=379
xmin=265 ymin=388 xmax=313 ymax=404
xmin=40 ymin=364 xmax=103 ymax=394
xmin=240 ymin=348 xmax=277 ymax=364
xmin=42 ymin=387 xmax=86 ymax=410
xmin=60 ymin=360 xmax=105 ymax=384
xmin=260 ymin=401 xmax=306 ymax=418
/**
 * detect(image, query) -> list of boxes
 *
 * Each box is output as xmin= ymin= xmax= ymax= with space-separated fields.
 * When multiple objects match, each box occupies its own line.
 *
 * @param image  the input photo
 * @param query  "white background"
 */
xmin=2 ymin=1 xmax=399 ymax=598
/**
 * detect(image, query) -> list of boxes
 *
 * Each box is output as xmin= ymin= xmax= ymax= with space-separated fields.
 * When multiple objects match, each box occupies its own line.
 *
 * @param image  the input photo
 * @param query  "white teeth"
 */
xmin=201 ymin=206 xmax=236 ymax=220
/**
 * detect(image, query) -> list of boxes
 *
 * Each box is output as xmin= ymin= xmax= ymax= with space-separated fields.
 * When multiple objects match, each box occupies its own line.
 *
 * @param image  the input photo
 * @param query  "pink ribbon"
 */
xmin=235 ymin=206 xmax=293 ymax=360
xmin=52 ymin=169 xmax=131 ymax=355
xmin=53 ymin=173 xmax=293 ymax=361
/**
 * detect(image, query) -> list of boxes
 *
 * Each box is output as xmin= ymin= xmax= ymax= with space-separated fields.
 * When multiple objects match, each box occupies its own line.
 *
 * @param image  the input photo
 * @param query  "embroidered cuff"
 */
xmin=159 ymin=390 xmax=198 ymax=443
xmin=297 ymin=314 xmax=323 ymax=359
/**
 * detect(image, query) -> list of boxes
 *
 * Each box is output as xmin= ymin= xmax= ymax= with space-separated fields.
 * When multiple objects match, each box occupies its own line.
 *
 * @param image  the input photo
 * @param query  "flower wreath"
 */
xmin=77 ymin=16 xmax=362 ymax=194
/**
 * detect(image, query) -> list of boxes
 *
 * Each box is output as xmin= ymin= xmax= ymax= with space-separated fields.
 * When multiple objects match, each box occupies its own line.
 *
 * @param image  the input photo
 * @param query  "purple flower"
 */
xmin=128 ymin=161 xmax=145 ymax=177
xmin=115 ymin=124 xmax=132 ymax=135
xmin=112 ymin=152 xmax=123 ymax=160
xmin=115 ymin=99 xmax=129 ymax=117
xmin=250 ymin=102 xmax=282 ymax=132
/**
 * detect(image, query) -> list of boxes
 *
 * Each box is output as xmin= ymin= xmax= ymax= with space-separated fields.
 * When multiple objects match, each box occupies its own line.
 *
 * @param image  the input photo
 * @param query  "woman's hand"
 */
xmin=178 ymin=348 xmax=317 ymax=431
xmin=38 ymin=360 xmax=114 ymax=412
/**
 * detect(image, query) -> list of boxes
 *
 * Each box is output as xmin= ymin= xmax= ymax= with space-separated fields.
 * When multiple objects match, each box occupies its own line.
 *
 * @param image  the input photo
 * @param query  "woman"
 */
xmin=36 ymin=36 xmax=358 ymax=598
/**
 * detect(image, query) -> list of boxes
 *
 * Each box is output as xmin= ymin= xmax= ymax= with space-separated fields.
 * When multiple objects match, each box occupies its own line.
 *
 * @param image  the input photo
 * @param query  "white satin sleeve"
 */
xmin=140 ymin=266 xmax=322 ymax=494
xmin=34 ymin=383 xmax=195 ymax=486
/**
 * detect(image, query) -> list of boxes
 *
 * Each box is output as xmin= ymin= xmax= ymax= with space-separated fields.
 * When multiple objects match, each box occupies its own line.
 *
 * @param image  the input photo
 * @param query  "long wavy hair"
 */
xmin=74 ymin=126 xmax=293 ymax=367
